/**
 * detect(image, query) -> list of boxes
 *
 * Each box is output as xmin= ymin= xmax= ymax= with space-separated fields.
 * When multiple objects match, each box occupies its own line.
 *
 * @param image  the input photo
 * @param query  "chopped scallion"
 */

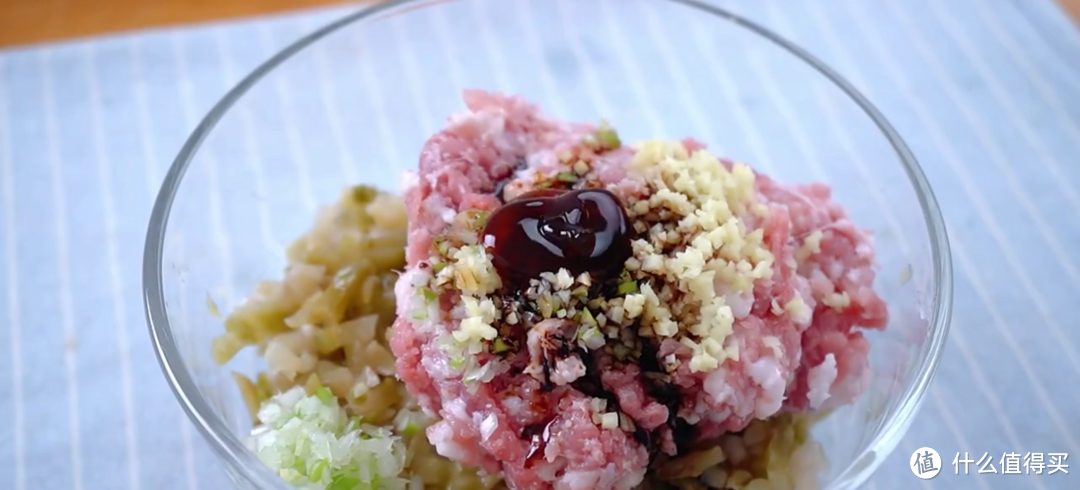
xmin=556 ymin=172 xmax=578 ymax=183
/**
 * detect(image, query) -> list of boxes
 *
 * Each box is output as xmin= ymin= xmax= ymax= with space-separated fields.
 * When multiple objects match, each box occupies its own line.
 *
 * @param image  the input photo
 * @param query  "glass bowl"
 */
xmin=143 ymin=0 xmax=953 ymax=489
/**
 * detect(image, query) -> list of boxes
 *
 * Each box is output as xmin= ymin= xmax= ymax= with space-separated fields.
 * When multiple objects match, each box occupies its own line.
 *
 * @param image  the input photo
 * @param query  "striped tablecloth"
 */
xmin=1 ymin=0 xmax=1079 ymax=489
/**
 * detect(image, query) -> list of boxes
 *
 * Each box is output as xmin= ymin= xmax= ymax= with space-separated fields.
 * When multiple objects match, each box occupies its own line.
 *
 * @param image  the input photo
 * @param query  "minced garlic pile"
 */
xmin=621 ymin=140 xmax=775 ymax=373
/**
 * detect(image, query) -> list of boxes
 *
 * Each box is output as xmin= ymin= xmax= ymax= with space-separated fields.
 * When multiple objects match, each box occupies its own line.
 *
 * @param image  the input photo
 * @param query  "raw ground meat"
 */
xmin=390 ymin=91 xmax=887 ymax=490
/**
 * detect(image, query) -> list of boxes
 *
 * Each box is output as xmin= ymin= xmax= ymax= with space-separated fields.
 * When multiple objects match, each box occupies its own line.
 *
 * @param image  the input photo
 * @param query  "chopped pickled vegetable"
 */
xmin=287 ymin=263 xmax=372 ymax=329
xmin=212 ymin=333 xmax=245 ymax=365
xmin=224 ymin=306 xmax=292 ymax=345
xmin=222 ymin=187 xmax=503 ymax=489
xmin=314 ymin=325 xmax=344 ymax=355
xmin=233 ymin=372 xmax=261 ymax=421
xmin=593 ymin=123 xmax=622 ymax=150
xmin=306 ymin=374 xmax=326 ymax=397
xmin=207 ymin=293 xmax=222 ymax=319
xmin=349 ymin=185 xmax=379 ymax=206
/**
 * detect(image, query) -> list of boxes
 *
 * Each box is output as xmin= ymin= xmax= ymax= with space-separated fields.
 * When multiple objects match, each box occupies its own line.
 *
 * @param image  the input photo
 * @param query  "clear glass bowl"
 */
xmin=143 ymin=0 xmax=953 ymax=488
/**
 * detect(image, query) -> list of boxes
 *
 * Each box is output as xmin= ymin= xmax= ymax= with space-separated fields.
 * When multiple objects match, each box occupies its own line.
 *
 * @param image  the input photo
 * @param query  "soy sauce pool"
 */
xmin=482 ymin=188 xmax=632 ymax=284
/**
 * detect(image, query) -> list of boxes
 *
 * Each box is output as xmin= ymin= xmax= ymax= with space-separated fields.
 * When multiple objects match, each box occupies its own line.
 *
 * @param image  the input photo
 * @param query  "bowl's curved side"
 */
xmin=142 ymin=2 xmax=420 ymax=488
xmin=669 ymin=0 xmax=954 ymax=485
xmin=676 ymin=3 xmax=954 ymax=486
xmin=143 ymin=1 xmax=953 ymax=489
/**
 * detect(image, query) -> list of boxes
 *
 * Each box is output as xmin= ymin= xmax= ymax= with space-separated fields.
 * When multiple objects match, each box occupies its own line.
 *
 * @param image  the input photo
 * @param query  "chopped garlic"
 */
xmin=622 ymin=293 xmax=646 ymax=319
xmin=690 ymin=352 xmax=720 ymax=373
xmin=653 ymin=318 xmax=679 ymax=337
xmin=600 ymin=412 xmax=620 ymax=430
xmin=770 ymin=299 xmax=784 ymax=316
xmin=685 ymin=338 xmax=720 ymax=373
xmin=785 ymin=296 xmax=813 ymax=326
xmin=822 ymin=291 xmax=851 ymax=310
xmin=450 ymin=245 xmax=501 ymax=295
xmin=762 ymin=336 xmax=783 ymax=359
xmin=796 ymin=230 xmax=824 ymax=262
xmin=452 ymin=296 xmax=499 ymax=354
xmin=553 ymin=268 xmax=574 ymax=290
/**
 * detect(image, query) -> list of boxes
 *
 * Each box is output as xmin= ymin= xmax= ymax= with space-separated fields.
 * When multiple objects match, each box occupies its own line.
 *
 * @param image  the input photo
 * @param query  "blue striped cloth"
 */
xmin=1 ymin=0 xmax=1078 ymax=489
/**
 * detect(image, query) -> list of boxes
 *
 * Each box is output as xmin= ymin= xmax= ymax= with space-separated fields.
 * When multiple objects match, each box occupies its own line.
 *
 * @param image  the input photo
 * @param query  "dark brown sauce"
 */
xmin=639 ymin=340 xmax=696 ymax=454
xmin=522 ymin=418 xmax=555 ymax=468
xmin=516 ymin=343 xmax=691 ymax=464
xmin=482 ymin=188 xmax=632 ymax=284
xmin=568 ymin=352 xmax=655 ymax=452
xmin=670 ymin=418 xmax=696 ymax=454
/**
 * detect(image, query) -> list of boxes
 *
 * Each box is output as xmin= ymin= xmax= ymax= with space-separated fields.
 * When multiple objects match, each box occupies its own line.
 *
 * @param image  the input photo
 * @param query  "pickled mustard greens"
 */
xmin=214 ymin=186 xmax=505 ymax=490
xmin=634 ymin=413 xmax=826 ymax=490
xmin=212 ymin=187 xmax=404 ymax=361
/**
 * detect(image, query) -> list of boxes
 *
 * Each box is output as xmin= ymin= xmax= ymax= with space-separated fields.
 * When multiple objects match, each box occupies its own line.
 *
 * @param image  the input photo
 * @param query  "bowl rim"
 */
xmin=142 ymin=0 xmax=953 ymax=488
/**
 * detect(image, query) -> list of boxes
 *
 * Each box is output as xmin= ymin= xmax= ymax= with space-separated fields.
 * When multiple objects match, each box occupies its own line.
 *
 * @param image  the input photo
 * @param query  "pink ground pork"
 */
xmin=390 ymin=91 xmax=887 ymax=490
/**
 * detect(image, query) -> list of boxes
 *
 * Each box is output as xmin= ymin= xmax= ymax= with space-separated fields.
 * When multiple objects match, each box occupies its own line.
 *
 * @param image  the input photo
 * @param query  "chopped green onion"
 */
xmin=250 ymin=387 xmax=407 ymax=490
xmin=472 ymin=210 xmax=489 ymax=229
xmin=432 ymin=262 xmax=447 ymax=273
xmin=556 ymin=172 xmax=578 ymax=183
xmin=492 ymin=338 xmax=510 ymax=354
xmin=347 ymin=416 xmax=362 ymax=432
xmin=435 ymin=238 xmax=451 ymax=256
xmin=613 ymin=344 xmax=631 ymax=361
xmin=327 ymin=475 xmax=360 ymax=490
xmin=308 ymin=460 xmax=329 ymax=482
xmin=579 ymin=326 xmax=605 ymax=350
xmin=581 ymin=308 xmax=597 ymax=327
xmin=420 ymin=287 xmax=438 ymax=302
xmin=457 ymin=210 xmax=490 ymax=231
xmin=316 ymin=386 xmax=335 ymax=405
xmin=617 ymin=280 xmax=638 ymax=295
